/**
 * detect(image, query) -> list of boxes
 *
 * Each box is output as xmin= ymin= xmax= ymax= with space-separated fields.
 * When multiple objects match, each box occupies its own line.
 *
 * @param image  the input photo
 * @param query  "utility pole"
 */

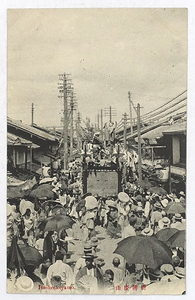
xmin=70 ymin=91 xmax=74 ymax=157
xmin=109 ymin=106 xmax=112 ymax=123
xmin=101 ymin=109 xmax=103 ymax=141
xmin=123 ymin=113 xmax=127 ymax=150
xmin=77 ymin=112 xmax=81 ymax=149
xmin=97 ymin=113 xmax=100 ymax=130
xmin=104 ymin=106 xmax=117 ymax=124
xmin=137 ymin=103 xmax=142 ymax=181
xmin=58 ymin=73 xmax=71 ymax=170
xmin=128 ymin=91 xmax=133 ymax=135
xmin=31 ymin=103 xmax=34 ymax=126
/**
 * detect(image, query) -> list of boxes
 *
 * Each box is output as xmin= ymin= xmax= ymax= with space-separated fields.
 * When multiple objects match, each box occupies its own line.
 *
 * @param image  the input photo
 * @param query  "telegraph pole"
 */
xmin=97 ymin=113 xmax=100 ymax=130
xmin=77 ymin=112 xmax=81 ymax=149
xmin=123 ymin=113 xmax=127 ymax=150
xmin=137 ymin=103 xmax=142 ymax=180
xmin=101 ymin=109 xmax=103 ymax=141
xmin=58 ymin=73 xmax=71 ymax=170
xmin=31 ymin=103 xmax=34 ymax=126
xmin=70 ymin=91 xmax=74 ymax=157
xmin=109 ymin=106 xmax=112 ymax=123
xmin=128 ymin=92 xmax=133 ymax=135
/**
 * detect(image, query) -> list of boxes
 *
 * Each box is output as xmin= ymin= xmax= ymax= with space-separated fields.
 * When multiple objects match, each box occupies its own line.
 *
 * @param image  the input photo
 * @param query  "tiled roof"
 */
xmin=7 ymin=132 xmax=39 ymax=148
xmin=7 ymin=117 xmax=58 ymax=142
xmin=162 ymin=121 xmax=187 ymax=134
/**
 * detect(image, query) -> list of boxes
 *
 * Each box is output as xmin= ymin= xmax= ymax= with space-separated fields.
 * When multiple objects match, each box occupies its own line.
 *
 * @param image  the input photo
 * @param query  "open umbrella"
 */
xmin=136 ymin=179 xmax=152 ymax=189
xmin=41 ymin=200 xmax=63 ymax=209
xmin=142 ymin=279 xmax=185 ymax=295
xmin=19 ymin=244 xmax=43 ymax=267
xmin=44 ymin=214 xmax=74 ymax=232
xmin=29 ymin=183 xmax=55 ymax=200
xmin=7 ymin=236 xmax=43 ymax=271
xmin=155 ymin=228 xmax=179 ymax=243
xmin=114 ymin=236 xmax=172 ymax=270
xmin=167 ymin=230 xmax=185 ymax=249
xmin=148 ymin=186 xmax=167 ymax=195
xmin=165 ymin=202 xmax=185 ymax=215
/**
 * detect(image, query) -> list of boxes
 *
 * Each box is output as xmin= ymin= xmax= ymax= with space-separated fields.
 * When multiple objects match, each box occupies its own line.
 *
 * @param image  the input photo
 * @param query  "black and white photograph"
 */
xmin=6 ymin=7 xmax=187 ymax=294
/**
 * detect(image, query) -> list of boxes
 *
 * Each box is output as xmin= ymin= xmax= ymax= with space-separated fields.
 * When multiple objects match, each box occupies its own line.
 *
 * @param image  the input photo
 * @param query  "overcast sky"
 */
xmin=7 ymin=8 xmax=187 ymax=127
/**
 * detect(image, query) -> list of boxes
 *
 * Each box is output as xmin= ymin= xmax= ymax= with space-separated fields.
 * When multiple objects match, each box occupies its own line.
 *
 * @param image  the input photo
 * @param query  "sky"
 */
xmin=7 ymin=8 xmax=187 ymax=127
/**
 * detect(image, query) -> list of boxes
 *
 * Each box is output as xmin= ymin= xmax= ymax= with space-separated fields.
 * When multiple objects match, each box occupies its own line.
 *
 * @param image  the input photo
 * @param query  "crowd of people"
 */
xmin=7 ymin=146 xmax=186 ymax=294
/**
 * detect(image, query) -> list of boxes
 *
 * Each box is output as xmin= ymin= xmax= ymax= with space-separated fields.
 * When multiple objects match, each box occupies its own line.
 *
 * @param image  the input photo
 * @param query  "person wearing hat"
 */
xmin=134 ymin=207 xmax=147 ymax=233
xmin=47 ymin=251 xmax=74 ymax=287
xmin=158 ymin=216 xmax=171 ymax=231
xmin=160 ymin=264 xmax=178 ymax=282
xmin=178 ymin=191 xmax=186 ymax=206
xmin=122 ymin=215 xmax=137 ymax=239
xmin=141 ymin=227 xmax=153 ymax=237
xmin=75 ymin=253 xmax=104 ymax=290
xmin=149 ymin=268 xmax=164 ymax=283
xmin=106 ymin=201 xmax=121 ymax=239
xmin=171 ymin=213 xmax=186 ymax=230
xmin=175 ymin=266 xmax=185 ymax=279
xmin=150 ymin=202 xmax=163 ymax=232
xmin=117 ymin=192 xmax=131 ymax=232
xmin=74 ymin=241 xmax=93 ymax=276
xmin=15 ymin=276 xmax=34 ymax=293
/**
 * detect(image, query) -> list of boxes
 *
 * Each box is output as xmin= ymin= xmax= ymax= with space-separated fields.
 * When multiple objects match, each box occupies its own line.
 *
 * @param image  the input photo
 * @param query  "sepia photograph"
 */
xmin=6 ymin=7 xmax=187 ymax=295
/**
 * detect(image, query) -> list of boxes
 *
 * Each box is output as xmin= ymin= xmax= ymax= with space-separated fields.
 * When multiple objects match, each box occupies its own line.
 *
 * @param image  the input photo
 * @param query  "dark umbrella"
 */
xmin=44 ymin=215 xmax=74 ymax=232
xmin=114 ymin=235 xmax=173 ymax=270
xmin=29 ymin=183 xmax=55 ymax=200
xmin=7 ymin=237 xmax=43 ymax=271
xmin=165 ymin=202 xmax=185 ymax=215
xmin=167 ymin=230 xmax=186 ymax=249
xmin=136 ymin=179 xmax=152 ymax=189
xmin=19 ymin=244 xmax=43 ymax=267
xmin=155 ymin=228 xmax=179 ymax=243
xmin=7 ymin=186 xmax=29 ymax=200
xmin=148 ymin=186 xmax=167 ymax=195
xmin=41 ymin=200 xmax=63 ymax=209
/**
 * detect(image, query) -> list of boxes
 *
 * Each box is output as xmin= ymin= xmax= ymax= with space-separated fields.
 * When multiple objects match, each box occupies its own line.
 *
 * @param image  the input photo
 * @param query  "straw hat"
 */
xmin=118 ymin=192 xmax=130 ymax=203
xmin=161 ymin=199 xmax=169 ymax=208
xmin=141 ymin=227 xmax=153 ymax=236
xmin=107 ymin=201 xmax=118 ymax=210
xmin=85 ymin=196 xmax=98 ymax=210
xmin=159 ymin=217 xmax=170 ymax=228
xmin=175 ymin=267 xmax=185 ymax=278
xmin=19 ymin=199 xmax=34 ymax=216
xmin=160 ymin=264 xmax=174 ymax=275
xmin=175 ymin=213 xmax=182 ymax=221
xmin=179 ymin=191 xmax=185 ymax=197
xmin=149 ymin=269 xmax=164 ymax=279
xmin=16 ymin=276 xmax=34 ymax=292
xmin=84 ymin=241 xmax=92 ymax=252
xmin=154 ymin=202 xmax=162 ymax=209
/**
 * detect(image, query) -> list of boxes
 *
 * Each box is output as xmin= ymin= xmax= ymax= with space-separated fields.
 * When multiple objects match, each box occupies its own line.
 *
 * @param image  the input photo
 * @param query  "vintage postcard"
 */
xmin=7 ymin=8 xmax=187 ymax=295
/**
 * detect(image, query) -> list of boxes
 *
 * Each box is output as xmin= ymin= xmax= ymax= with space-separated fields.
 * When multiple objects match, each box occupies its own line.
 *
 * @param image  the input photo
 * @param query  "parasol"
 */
xmin=114 ymin=235 xmax=172 ymax=270
xmin=165 ymin=202 xmax=185 ymax=215
xmin=29 ymin=184 xmax=55 ymax=200
xmin=148 ymin=186 xmax=167 ymax=195
xmin=155 ymin=228 xmax=179 ymax=243
xmin=44 ymin=214 xmax=74 ymax=232
xmin=166 ymin=230 xmax=185 ymax=249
